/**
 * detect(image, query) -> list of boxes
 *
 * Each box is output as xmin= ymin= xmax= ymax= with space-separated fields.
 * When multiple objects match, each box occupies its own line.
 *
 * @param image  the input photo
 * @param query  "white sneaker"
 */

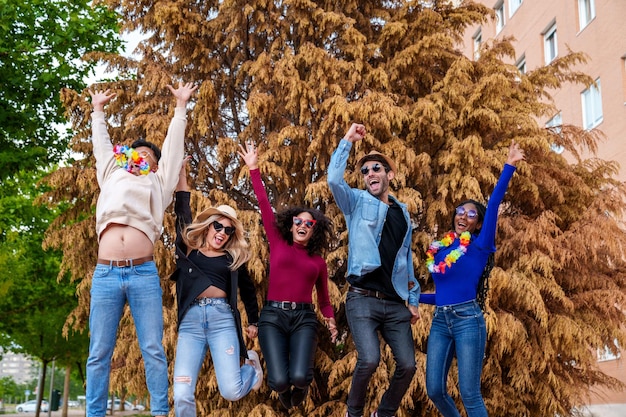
xmin=246 ymin=350 xmax=263 ymax=390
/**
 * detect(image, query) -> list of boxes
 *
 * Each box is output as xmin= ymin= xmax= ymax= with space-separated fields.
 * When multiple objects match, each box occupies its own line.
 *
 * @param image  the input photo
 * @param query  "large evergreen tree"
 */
xmin=44 ymin=0 xmax=626 ymax=416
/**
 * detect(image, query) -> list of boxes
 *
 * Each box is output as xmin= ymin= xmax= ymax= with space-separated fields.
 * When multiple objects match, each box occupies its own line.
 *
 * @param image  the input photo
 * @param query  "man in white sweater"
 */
xmin=86 ymin=82 xmax=197 ymax=417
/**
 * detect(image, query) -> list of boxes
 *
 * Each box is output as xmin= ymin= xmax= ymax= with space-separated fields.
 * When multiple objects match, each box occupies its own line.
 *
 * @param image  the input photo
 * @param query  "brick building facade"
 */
xmin=460 ymin=0 xmax=626 ymax=182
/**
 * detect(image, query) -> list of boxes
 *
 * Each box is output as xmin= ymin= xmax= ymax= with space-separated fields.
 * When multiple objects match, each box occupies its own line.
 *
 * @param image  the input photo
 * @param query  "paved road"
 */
xmin=1 ymin=409 xmax=141 ymax=417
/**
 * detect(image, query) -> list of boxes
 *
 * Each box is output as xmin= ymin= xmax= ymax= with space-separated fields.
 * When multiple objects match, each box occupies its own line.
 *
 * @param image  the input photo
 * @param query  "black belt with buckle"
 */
xmin=348 ymin=286 xmax=388 ymax=300
xmin=97 ymin=256 xmax=154 ymax=267
xmin=265 ymin=301 xmax=314 ymax=311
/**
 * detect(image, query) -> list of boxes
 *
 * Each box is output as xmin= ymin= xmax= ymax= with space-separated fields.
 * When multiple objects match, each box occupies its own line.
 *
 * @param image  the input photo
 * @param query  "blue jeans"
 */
xmin=426 ymin=300 xmax=487 ymax=417
xmin=173 ymin=298 xmax=257 ymax=416
xmin=86 ymin=262 xmax=168 ymax=417
xmin=257 ymin=305 xmax=318 ymax=394
xmin=345 ymin=292 xmax=416 ymax=417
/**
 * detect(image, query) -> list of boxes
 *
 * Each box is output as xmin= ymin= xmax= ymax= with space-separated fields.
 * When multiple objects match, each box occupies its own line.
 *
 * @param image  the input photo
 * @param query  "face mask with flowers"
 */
xmin=113 ymin=145 xmax=150 ymax=175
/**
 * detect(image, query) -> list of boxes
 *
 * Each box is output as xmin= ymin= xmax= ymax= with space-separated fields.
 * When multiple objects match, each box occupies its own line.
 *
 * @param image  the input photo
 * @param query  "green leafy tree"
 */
xmin=0 ymin=376 xmax=20 ymax=403
xmin=46 ymin=1 xmax=626 ymax=416
xmin=0 ymin=169 xmax=90 ymax=417
xmin=0 ymin=0 xmax=120 ymax=179
xmin=1 ymin=2 xmax=120 ymax=414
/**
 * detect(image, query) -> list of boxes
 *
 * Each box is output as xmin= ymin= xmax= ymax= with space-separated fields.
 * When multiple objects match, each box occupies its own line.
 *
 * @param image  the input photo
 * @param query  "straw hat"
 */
xmin=356 ymin=150 xmax=397 ymax=173
xmin=195 ymin=205 xmax=242 ymax=230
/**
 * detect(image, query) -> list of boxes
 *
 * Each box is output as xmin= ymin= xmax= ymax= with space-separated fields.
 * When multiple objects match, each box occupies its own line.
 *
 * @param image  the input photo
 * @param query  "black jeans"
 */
xmin=258 ymin=305 xmax=319 ymax=393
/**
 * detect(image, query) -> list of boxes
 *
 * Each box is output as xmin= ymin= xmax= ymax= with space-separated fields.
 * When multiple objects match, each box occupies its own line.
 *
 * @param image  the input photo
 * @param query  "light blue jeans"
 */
xmin=173 ymin=298 xmax=257 ymax=417
xmin=426 ymin=300 xmax=487 ymax=417
xmin=86 ymin=262 xmax=168 ymax=417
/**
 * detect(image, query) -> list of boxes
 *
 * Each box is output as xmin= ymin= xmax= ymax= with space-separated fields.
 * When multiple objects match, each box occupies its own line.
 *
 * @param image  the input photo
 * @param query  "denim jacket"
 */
xmin=328 ymin=139 xmax=420 ymax=307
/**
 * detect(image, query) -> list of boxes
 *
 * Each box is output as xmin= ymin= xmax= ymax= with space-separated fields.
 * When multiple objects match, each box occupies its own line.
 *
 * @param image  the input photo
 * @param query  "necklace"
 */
xmin=426 ymin=231 xmax=471 ymax=274
xmin=113 ymin=145 xmax=150 ymax=175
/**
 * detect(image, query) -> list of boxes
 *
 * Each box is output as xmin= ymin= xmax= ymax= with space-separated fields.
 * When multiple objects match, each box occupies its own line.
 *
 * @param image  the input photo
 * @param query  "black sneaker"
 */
xmin=290 ymin=386 xmax=309 ymax=407
xmin=278 ymin=390 xmax=292 ymax=410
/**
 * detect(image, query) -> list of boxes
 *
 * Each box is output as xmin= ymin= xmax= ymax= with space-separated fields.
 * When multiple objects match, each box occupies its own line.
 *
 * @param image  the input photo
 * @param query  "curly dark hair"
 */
xmin=451 ymin=199 xmax=494 ymax=311
xmin=274 ymin=207 xmax=333 ymax=256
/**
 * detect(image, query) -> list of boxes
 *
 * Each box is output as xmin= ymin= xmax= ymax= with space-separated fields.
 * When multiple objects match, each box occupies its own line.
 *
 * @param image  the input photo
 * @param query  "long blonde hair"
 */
xmin=183 ymin=213 xmax=250 ymax=270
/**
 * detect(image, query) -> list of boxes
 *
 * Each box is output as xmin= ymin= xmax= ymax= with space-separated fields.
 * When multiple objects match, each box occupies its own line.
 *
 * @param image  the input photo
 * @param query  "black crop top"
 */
xmin=188 ymin=251 xmax=231 ymax=294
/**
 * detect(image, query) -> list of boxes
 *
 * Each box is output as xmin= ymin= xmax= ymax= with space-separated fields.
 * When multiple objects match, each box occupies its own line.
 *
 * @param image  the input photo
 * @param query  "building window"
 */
xmin=473 ymin=29 xmax=482 ymax=60
xmin=495 ymin=1 xmax=505 ymax=33
xmin=597 ymin=339 xmax=621 ymax=362
xmin=577 ymin=0 xmax=596 ymax=30
xmin=543 ymin=22 xmax=558 ymax=64
xmin=621 ymin=56 xmax=626 ymax=104
xmin=509 ymin=0 xmax=522 ymax=17
xmin=516 ymin=55 xmax=526 ymax=75
xmin=581 ymin=78 xmax=603 ymax=130
xmin=546 ymin=113 xmax=564 ymax=154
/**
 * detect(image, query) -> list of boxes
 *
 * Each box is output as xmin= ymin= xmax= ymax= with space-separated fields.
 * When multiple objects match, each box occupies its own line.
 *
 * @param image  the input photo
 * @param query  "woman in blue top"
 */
xmin=420 ymin=141 xmax=524 ymax=417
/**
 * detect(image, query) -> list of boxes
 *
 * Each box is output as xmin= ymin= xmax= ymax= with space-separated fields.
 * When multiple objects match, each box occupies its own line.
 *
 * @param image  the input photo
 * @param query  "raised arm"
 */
xmin=327 ymin=123 xmax=366 ymax=215
xmin=475 ymin=140 xmax=525 ymax=251
xmin=88 ymin=88 xmax=118 ymax=185
xmin=237 ymin=141 xmax=282 ymax=243
xmin=174 ymin=158 xmax=192 ymax=253
xmin=157 ymin=82 xmax=198 ymax=202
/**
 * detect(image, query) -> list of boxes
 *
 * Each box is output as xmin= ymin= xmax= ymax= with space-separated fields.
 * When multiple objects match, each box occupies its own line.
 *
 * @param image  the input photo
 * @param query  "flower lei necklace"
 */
xmin=426 ymin=231 xmax=472 ymax=274
xmin=113 ymin=145 xmax=150 ymax=175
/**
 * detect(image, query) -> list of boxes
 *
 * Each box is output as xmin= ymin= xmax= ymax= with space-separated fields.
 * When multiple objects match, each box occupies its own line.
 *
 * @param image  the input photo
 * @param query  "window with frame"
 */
xmin=581 ymin=78 xmax=603 ymax=130
xmin=516 ymin=55 xmax=526 ymax=75
xmin=473 ymin=29 xmax=482 ymax=60
xmin=578 ymin=0 xmax=596 ymax=30
xmin=495 ymin=1 xmax=505 ymax=33
xmin=597 ymin=339 xmax=621 ymax=362
xmin=546 ymin=113 xmax=564 ymax=154
xmin=508 ymin=0 xmax=522 ymax=17
xmin=543 ymin=22 xmax=558 ymax=64
xmin=622 ymin=56 xmax=626 ymax=104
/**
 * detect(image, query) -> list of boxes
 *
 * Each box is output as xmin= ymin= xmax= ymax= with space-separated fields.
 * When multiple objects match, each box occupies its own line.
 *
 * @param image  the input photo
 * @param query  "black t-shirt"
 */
xmin=351 ymin=200 xmax=407 ymax=301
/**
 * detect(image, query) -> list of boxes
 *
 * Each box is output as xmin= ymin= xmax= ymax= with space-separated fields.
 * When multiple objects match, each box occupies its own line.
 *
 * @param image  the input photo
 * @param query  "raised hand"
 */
xmin=166 ymin=81 xmax=199 ymax=107
xmin=344 ymin=123 xmax=366 ymax=143
xmin=506 ymin=140 xmax=525 ymax=166
xmin=237 ymin=140 xmax=259 ymax=170
xmin=176 ymin=156 xmax=191 ymax=192
xmin=88 ymin=89 xmax=116 ymax=112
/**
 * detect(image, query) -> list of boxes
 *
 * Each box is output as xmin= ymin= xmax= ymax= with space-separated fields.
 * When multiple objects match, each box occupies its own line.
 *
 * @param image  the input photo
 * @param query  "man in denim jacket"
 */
xmin=328 ymin=123 xmax=420 ymax=417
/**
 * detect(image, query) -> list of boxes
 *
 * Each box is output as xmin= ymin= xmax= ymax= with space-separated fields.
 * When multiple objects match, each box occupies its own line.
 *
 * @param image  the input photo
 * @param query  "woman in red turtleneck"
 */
xmin=238 ymin=141 xmax=338 ymax=410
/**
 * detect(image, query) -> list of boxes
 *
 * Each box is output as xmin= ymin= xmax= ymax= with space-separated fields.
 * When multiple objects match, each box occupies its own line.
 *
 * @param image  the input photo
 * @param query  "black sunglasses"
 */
xmin=360 ymin=163 xmax=385 ymax=175
xmin=211 ymin=221 xmax=236 ymax=236
xmin=455 ymin=206 xmax=478 ymax=219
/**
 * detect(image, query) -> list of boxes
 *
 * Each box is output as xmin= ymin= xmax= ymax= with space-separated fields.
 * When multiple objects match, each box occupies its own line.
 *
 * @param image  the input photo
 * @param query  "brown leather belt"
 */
xmin=97 ymin=256 xmax=154 ymax=267
xmin=348 ymin=286 xmax=388 ymax=300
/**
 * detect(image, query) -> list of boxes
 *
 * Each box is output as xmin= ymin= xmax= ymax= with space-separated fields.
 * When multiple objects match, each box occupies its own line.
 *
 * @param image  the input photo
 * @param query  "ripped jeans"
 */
xmin=173 ymin=298 xmax=257 ymax=416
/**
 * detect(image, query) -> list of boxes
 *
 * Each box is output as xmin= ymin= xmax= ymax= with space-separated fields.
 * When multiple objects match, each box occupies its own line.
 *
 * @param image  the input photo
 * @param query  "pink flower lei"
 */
xmin=426 ymin=231 xmax=472 ymax=274
xmin=113 ymin=145 xmax=150 ymax=175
